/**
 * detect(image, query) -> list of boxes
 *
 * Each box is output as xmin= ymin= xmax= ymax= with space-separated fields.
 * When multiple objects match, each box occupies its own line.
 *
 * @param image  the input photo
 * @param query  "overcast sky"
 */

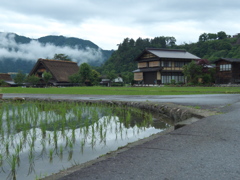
xmin=0 ymin=0 xmax=239 ymax=50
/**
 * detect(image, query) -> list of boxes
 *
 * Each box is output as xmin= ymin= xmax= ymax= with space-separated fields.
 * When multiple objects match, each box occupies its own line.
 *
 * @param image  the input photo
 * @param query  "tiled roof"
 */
xmin=214 ymin=58 xmax=240 ymax=63
xmin=134 ymin=48 xmax=200 ymax=61
xmin=147 ymin=48 xmax=200 ymax=59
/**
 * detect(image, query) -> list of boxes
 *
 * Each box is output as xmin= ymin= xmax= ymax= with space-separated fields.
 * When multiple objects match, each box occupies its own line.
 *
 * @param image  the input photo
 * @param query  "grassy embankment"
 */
xmin=1 ymin=86 xmax=240 ymax=95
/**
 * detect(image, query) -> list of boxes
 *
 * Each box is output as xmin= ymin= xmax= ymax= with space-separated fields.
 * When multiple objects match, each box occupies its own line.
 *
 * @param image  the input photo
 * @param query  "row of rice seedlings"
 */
xmin=0 ymin=100 xmax=158 ymax=179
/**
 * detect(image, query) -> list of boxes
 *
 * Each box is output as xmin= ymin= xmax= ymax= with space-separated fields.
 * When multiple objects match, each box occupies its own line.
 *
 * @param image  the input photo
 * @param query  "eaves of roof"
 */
xmin=214 ymin=58 xmax=240 ymax=63
xmin=132 ymin=67 xmax=162 ymax=73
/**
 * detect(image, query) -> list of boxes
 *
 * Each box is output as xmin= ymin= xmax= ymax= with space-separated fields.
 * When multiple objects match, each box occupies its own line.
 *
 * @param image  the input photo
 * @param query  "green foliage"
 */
xmin=68 ymin=73 xmax=81 ymax=84
xmin=0 ymin=79 xmax=7 ymax=86
xmin=179 ymin=32 xmax=240 ymax=62
xmin=121 ymin=72 xmax=134 ymax=84
xmin=182 ymin=61 xmax=202 ymax=84
xmin=43 ymin=71 xmax=52 ymax=86
xmin=202 ymin=74 xmax=212 ymax=84
xmin=78 ymin=63 xmax=92 ymax=84
xmin=53 ymin=54 xmax=72 ymax=61
xmin=14 ymin=71 xmax=26 ymax=85
xmin=90 ymin=69 xmax=101 ymax=86
xmin=107 ymin=70 xmax=117 ymax=81
xmin=25 ymin=75 xmax=40 ymax=86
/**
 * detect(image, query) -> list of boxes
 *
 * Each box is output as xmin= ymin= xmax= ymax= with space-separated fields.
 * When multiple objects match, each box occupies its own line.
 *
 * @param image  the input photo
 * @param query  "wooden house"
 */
xmin=133 ymin=48 xmax=200 ymax=85
xmin=29 ymin=58 xmax=79 ymax=86
xmin=214 ymin=58 xmax=240 ymax=84
xmin=0 ymin=73 xmax=16 ymax=86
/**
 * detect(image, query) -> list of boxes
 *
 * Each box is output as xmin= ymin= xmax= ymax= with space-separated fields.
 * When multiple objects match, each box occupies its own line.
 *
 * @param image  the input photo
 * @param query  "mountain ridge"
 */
xmin=0 ymin=32 xmax=114 ymax=73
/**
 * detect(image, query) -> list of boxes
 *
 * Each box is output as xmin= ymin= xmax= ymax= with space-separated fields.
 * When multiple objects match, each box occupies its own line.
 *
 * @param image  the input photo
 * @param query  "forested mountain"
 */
xmin=177 ymin=32 xmax=240 ymax=62
xmin=0 ymin=33 xmax=113 ymax=73
xmin=99 ymin=32 xmax=240 ymax=75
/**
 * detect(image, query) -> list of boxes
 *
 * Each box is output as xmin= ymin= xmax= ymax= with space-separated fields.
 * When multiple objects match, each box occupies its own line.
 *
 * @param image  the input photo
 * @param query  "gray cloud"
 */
xmin=0 ymin=33 xmax=104 ymax=64
xmin=2 ymin=0 xmax=239 ymax=23
xmin=0 ymin=0 xmax=239 ymax=49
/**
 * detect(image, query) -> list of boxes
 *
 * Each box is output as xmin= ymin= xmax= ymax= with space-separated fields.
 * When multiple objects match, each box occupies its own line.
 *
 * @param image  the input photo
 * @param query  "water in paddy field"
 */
xmin=0 ymin=101 xmax=172 ymax=180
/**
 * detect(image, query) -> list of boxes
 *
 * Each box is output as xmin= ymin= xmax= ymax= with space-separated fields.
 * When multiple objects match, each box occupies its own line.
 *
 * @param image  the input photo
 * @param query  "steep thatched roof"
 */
xmin=29 ymin=59 xmax=79 ymax=82
xmin=0 ymin=73 xmax=12 ymax=81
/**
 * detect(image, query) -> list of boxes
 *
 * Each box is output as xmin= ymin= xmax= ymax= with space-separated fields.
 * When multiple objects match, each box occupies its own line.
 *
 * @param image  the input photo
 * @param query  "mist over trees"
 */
xmin=0 ymin=33 xmax=113 ymax=73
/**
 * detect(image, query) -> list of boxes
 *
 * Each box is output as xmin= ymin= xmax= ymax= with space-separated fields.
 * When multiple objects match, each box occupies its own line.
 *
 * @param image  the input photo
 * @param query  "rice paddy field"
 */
xmin=0 ymin=100 xmax=171 ymax=180
xmin=1 ymin=86 xmax=240 ymax=95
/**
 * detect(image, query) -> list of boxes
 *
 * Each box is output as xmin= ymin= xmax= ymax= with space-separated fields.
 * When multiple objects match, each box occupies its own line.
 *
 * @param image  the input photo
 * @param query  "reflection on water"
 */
xmin=0 ymin=101 xmax=172 ymax=180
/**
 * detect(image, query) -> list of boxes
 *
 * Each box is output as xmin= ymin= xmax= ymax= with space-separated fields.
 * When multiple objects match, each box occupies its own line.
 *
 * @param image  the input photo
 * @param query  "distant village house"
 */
xmin=0 ymin=73 xmax=16 ymax=87
xmin=214 ymin=58 xmax=240 ymax=84
xmin=29 ymin=58 xmax=79 ymax=86
xmin=100 ymin=76 xmax=124 ymax=86
xmin=133 ymin=48 xmax=200 ymax=85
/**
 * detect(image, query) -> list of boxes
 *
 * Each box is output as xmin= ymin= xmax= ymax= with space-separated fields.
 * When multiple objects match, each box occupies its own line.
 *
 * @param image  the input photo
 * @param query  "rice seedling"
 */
xmin=28 ymin=149 xmax=35 ymax=175
xmin=59 ymin=145 xmax=63 ymax=161
xmin=49 ymin=148 xmax=54 ymax=163
xmin=7 ymin=154 xmax=17 ymax=180
xmin=0 ymin=99 xmax=171 ymax=180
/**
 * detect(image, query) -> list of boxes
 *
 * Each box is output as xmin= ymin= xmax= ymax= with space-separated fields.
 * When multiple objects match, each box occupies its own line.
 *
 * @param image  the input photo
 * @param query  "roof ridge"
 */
xmin=38 ymin=58 xmax=77 ymax=64
xmin=146 ymin=48 xmax=186 ymax=52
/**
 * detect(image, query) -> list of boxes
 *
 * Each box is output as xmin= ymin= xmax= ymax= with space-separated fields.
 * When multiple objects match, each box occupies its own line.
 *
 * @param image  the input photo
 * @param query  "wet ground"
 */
xmin=3 ymin=93 xmax=240 ymax=180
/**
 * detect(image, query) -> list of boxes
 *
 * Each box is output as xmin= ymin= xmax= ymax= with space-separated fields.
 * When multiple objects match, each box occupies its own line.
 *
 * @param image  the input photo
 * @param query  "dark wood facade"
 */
xmin=133 ymin=48 xmax=200 ymax=85
xmin=215 ymin=58 xmax=240 ymax=84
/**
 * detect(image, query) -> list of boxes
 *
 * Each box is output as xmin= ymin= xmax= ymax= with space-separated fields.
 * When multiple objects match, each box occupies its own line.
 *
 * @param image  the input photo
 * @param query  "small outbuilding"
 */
xmin=214 ymin=58 xmax=240 ymax=84
xmin=29 ymin=58 xmax=79 ymax=86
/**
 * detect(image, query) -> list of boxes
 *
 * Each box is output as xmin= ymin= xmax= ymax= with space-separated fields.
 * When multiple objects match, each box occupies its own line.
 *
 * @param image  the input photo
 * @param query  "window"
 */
xmin=175 ymin=62 xmax=185 ymax=67
xmin=220 ymin=64 xmax=231 ymax=71
xmin=162 ymin=61 xmax=171 ymax=67
xmin=161 ymin=72 xmax=185 ymax=84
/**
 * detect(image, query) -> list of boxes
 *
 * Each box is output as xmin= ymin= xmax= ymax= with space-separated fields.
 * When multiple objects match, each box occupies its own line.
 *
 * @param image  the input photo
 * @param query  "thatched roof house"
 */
xmin=0 ymin=73 xmax=15 ymax=86
xmin=0 ymin=73 xmax=12 ymax=81
xmin=29 ymin=58 xmax=79 ymax=86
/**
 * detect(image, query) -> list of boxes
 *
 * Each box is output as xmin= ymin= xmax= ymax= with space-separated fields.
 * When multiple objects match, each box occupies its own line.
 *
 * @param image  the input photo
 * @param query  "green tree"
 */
xmin=68 ymin=73 xmax=81 ymax=84
xmin=217 ymin=31 xmax=227 ymax=40
xmin=25 ymin=75 xmax=40 ymax=87
xmin=53 ymin=54 xmax=72 ymax=61
xmin=207 ymin=33 xmax=217 ymax=40
xmin=14 ymin=71 xmax=26 ymax=85
xmin=43 ymin=71 xmax=52 ymax=86
xmin=79 ymin=63 xmax=92 ymax=84
xmin=199 ymin=33 xmax=208 ymax=42
xmin=90 ymin=69 xmax=100 ymax=86
xmin=107 ymin=70 xmax=117 ymax=82
xmin=182 ymin=61 xmax=202 ymax=84
xmin=0 ymin=79 xmax=7 ymax=86
xmin=121 ymin=72 xmax=134 ymax=85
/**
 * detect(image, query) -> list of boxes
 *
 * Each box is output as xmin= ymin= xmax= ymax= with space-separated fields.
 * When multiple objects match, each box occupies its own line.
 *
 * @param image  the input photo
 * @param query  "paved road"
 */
xmin=3 ymin=93 xmax=240 ymax=180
